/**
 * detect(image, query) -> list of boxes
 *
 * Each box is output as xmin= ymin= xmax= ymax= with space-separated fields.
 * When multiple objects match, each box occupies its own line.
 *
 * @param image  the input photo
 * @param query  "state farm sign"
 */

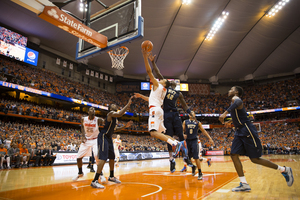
xmin=38 ymin=6 xmax=107 ymax=48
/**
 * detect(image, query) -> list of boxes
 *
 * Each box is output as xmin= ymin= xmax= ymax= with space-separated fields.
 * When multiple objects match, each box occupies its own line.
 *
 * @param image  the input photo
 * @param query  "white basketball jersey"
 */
xmin=113 ymin=139 xmax=121 ymax=150
xmin=149 ymin=83 xmax=167 ymax=107
xmin=83 ymin=116 xmax=99 ymax=139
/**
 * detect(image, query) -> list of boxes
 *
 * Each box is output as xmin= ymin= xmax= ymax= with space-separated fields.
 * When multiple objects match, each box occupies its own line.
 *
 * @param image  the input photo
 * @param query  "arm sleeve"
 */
xmin=226 ymin=98 xmax=243 ymax=112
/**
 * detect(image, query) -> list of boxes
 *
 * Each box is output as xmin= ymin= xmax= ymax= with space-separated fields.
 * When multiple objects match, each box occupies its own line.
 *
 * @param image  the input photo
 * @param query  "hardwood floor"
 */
xmin=0 ymin=155 xmax=299 ymax=200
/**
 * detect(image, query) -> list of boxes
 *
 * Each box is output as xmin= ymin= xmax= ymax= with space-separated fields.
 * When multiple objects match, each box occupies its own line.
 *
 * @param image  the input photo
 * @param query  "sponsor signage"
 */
xmin=24 ymin=48 xmax=39 ymax=66
xmin=141 ymin=82 xmax=150 ymax=90
xmin=205 ymin=150 xmax=224 ymax=156
xmin=38 ymin=6 xmax=107 ymax=48
xmin=54 ymin=152 xmax=89 ymax=164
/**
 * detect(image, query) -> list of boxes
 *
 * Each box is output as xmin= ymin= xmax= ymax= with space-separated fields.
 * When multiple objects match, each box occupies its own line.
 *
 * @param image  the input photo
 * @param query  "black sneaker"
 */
xmin=192 ymin=165 xmax=196 ymax=176
xmin=87 ymin=164 xmax=91 ymax=169
xmin=90 ymin=168 xmax=95 ymax=173
xmin=198 ymin=173 xmax=203 ymax=180
xmin=170 ymin=159 xmax=176 ymax=173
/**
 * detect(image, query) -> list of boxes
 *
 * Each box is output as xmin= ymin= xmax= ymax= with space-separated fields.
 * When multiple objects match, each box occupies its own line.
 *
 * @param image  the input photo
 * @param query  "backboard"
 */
xmin=76 ymin=0 xmax=143 ymax=62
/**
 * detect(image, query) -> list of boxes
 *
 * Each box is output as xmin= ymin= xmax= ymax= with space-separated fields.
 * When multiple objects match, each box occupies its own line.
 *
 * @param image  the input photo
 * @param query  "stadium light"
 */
xmin=205 ymin=11 xmax=229 ymax=41
xmin=266 ymin=0 xmax=290 ymax=17
xmin=182 ymin=0 xmax=191 ymax=5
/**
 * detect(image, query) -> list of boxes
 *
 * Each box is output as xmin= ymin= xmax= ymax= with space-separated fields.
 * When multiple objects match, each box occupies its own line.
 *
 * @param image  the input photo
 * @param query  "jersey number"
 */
xmin=166 ymin=94 xmax=174 ymax=100
xmin=189 ymin=129 xmax=193 ymax=134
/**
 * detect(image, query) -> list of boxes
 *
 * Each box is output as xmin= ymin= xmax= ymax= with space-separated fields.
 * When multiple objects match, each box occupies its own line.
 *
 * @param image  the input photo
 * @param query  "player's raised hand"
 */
xmin=148 ymin=53 xmax=156 ymax=62
xmin=133 ymin=93 xmax=141 ymax=98
xmin=141 ymin=48 xmax=150 ymax=57
xmin=125 ymin=120 xmax=133 ymax=128
xmin=224 ymin=121 xmax=232 ymax=128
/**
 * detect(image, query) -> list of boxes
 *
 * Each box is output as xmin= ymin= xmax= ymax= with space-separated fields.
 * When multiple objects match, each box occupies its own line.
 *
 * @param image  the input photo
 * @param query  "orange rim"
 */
xmin=107 ymin=46 xmax=129 ymax=56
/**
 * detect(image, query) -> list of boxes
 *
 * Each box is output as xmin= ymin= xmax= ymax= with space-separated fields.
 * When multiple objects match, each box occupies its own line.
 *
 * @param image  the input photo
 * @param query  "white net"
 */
xmin=107 ymin=46 xmax=129 ymax=70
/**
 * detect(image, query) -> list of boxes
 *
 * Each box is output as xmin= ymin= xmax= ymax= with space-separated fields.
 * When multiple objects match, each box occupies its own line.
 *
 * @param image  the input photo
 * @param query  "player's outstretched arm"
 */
xmin=134 ymin=93 xmax=149 ymax=102
xmin=142 ymin=49 xmax=158 ymax=88
xmin=149 ymin=53 xmax=164 ymax=80
xmin=110 ymin=97 xmax=133 ymax=118
xmin=198 ymin=121 xmax=214 ymax=146
xmin=115 ymin=121 xmax=133 ymax=132
xmin=178 ymin=92 xmax=193 ymax=115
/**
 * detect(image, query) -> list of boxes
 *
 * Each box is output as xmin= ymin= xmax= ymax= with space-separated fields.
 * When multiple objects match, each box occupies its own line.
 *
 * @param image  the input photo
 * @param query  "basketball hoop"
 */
xmin=107 ymin=46 xmax=129 ymax=70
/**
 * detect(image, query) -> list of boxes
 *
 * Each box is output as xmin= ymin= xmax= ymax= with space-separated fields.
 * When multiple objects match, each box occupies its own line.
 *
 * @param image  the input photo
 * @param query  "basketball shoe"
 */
xmin=198 ymin=173 xmax=203 ymax=180
xmin=207 ymin=158 xmax=212 ymax=167
xmin=281 ymin=166 xmax=294 ymax=187
xmin=192 ymin=165 xmax=196 ymax=176
xmin=91 ymin=180 xmax=105 ymax=189
xmin=100 ymin=175 xmax=106 ymax=183
xmin=108 ymin=177 xmax=121 ymax=183
xmin=170 ymin=159 xmax=176 ymax=173
xmin=174 ymin=142 xmax=182 ymax=157
xmin=90 ymin=168 xmax=95 ymax=172
xmin=180 ymin=165 xmax=187 ymax=172
xmin=232 ymin=182 xmax=251 ymax=192
xmin=183 ymin=157 xmax=194 ymax=167
xmin=72 ymin=173 xmax=84 ymax=181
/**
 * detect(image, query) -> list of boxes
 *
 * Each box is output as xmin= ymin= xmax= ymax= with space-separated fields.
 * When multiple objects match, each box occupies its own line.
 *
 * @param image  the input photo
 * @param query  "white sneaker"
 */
xmin=108 ymin=176 xmax=121 ymax=183
xmin=100 ymin=175 xmax=106 ymax=183
xmin=72 ymin=173 xmax=84 ymax=181
xmin=91 ymin=180 xmax=105 ymax=189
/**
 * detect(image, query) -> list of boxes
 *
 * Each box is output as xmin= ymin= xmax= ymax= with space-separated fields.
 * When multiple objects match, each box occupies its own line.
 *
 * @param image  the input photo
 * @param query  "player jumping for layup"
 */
xmin=135 ymin=48 xmax=181 ymax=156
xmin=135 ymin=52 xmax=193 ymax=172
xmin=219 ymin=86 xmax=294 ymax=191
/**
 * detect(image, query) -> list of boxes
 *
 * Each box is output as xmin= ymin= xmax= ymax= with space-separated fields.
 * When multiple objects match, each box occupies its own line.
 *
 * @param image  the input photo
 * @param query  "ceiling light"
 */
xmin=205 ymin=11 xmax=229 ymax=41
xmin=266 ymin=0 xmax=290 ymax=18
xmin=182 ymin=0 xmax=191 ymax=5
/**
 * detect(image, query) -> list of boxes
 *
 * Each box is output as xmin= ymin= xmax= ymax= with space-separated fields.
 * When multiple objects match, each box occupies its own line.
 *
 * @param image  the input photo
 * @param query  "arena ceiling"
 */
xmin=0 ymin=0 xmax=300 ymax=83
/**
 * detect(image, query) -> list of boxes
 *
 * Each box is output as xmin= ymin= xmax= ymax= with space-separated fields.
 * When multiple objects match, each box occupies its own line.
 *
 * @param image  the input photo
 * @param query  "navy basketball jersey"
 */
xmin=184 ymin=119 xmax=199 ymax=140
xmin=163 ymin=87 xmax=180 ymax=112
xmin=101 ymin=117 xmax=117 ymax=138
xmin=231 ymin=106 xmax=250 ymax=128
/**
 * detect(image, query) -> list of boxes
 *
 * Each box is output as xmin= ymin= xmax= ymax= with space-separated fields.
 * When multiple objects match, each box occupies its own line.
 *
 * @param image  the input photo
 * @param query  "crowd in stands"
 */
xmin=0 ymin=117 xmax=299 ymax=169
xmin=0 ymin=27 xmax=27 ymax=47
xmin=1 ymin=57 xmax=300 ymax=116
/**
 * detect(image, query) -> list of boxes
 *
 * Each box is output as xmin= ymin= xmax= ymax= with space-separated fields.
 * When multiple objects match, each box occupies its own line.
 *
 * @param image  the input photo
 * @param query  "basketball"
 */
xmin=141 ymin=40 xmax=153 ymax=52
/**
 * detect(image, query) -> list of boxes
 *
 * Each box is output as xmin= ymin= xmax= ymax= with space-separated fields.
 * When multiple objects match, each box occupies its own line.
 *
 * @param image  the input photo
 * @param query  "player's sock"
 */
xmin=198 ymin=168 xmax=202 ymax=174
xmin=110 ymin=170 xmax=114 ymax=177
xmin=167 ymin=139 xmax=177 ymax=146
xmin=100 ymin=171 xmax=104 ymax=176
xmin=93 ymin=173 xmax=100 ymax=182
xmin=277 ymin=165 xmax=285 ymax=172
xmin=239 ymin=176 xmax=247 ymax=184
xmin=79 ymin=167 xmax=83 ymax=174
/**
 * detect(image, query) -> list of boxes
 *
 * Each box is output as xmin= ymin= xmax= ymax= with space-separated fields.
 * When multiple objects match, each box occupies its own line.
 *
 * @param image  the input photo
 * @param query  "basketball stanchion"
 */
xmin=107 ymin=46 xmax=129 ymax=70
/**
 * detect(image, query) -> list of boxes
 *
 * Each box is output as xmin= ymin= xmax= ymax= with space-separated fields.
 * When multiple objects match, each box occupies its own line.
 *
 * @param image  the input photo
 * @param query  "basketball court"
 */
xmin=0 ymin=155 xmax=299 ymax=200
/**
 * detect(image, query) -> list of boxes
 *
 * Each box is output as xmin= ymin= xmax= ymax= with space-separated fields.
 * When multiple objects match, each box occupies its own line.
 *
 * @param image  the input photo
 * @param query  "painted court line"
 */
xmin=122 ymin=182 xmax=162 ymax=197
xmin=216 ymin=189 xmax=230 ymax=193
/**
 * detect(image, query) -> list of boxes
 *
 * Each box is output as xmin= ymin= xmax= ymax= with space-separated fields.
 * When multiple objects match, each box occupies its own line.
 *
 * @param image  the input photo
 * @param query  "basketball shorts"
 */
xmin=98 ymin=132 xmax=115 ymax=161
xmin=186 ymin=138 xmax=199 ymax=159
xmin=77 ymin=138 xmax=98 ymax=159
xmin=114 ymin=149 xmax=120 ymax=158
xmin=148 ymin=106 xmax=166 ymax=133
xmin=231 ymin=125 xmax=262 ymax=158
